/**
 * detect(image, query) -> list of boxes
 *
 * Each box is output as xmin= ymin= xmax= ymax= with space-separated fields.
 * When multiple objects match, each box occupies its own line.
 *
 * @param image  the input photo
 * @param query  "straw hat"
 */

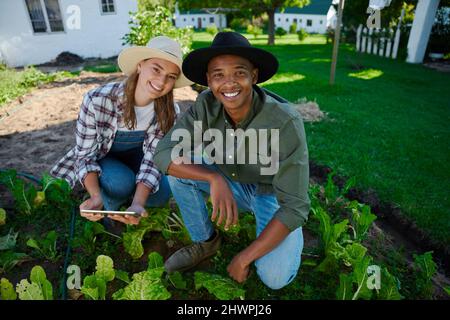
xmin=118 ymin=36 xmax=192 ymax=88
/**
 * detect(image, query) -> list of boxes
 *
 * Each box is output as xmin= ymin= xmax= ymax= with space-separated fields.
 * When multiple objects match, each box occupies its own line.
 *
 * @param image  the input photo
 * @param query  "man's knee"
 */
xmin=256 ymin=259 xmax=300 ymax=290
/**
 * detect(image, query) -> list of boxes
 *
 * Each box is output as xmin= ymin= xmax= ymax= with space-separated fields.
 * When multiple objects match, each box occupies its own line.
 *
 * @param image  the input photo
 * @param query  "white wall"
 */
xmin=0 ymin=0 xmax=138 ymax=67
xmin=175 ymin=14 xmax=226 ymax=29
xmin=275 ymin=13 xmax=329 ymax=33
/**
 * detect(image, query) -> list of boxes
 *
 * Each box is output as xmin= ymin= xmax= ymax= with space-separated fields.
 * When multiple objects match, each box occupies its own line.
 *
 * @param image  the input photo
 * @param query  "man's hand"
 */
xmin=209 ymin=175 xmax=238 ymax=231
xmin=108 ymin=203 xmax=148 ymax=225
xmin=79 ymin=194 xmax=104 ymax=222
xmin=227 ymin=252 xmax=251 ymax=283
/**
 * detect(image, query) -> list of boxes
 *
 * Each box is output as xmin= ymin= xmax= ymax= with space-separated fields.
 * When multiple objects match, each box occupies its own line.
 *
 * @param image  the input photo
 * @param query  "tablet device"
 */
xmin=80 ymin=209 xmax=141 ymax=216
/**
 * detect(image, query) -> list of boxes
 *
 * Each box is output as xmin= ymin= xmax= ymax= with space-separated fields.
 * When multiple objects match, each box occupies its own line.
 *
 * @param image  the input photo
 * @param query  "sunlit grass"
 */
xmin=348 ymin=68 xmax=384 ymax=80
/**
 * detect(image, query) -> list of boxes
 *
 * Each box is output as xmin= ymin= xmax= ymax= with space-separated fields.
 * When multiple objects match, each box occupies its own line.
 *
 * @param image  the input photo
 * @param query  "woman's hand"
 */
xmin=79 ymin=194 xmax=104 ymax=222
xmin=108 ymin=203 xmax=148 ymax=225
xmin=209 ymin=175 xmax=238 ymax=231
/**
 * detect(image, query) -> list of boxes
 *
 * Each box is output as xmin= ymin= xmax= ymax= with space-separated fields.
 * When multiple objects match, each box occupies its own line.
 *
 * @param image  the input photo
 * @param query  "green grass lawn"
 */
xmin=193 ymin=32 xmax=450 ymax=247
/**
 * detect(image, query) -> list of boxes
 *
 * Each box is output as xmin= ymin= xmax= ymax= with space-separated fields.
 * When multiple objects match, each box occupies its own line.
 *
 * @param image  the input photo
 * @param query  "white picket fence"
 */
xmin=355 ymin=24 xmax=401 ymax=59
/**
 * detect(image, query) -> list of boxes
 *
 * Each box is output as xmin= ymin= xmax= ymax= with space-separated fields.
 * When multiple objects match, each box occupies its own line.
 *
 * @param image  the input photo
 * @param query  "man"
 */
xmin=154 ymin=32 xmax=310 ymax=290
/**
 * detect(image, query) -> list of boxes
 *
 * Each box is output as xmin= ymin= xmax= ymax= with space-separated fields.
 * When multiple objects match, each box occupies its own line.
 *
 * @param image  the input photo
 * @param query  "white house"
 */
xmin=174 ymin=8 xmax=226 ymax=29
xmin=275 ymin=0 xmax=337 ymax=34
xmin=0 ymin=0 xmax=138 ymax=67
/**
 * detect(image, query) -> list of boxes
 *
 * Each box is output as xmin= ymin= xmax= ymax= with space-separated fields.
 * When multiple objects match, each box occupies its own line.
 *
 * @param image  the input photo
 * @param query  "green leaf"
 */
xmin=1 ymin=278 xmax=17 ymax=300
xmin=377 ymin=268 xmax=403 ymax=300
xmin=123 ymin=228 xmax=149 ymax=260
xmin=115 ymin=270 xmax=131 ymax=284
xmin=0 ymin=251 xmax=29 ymax=273
xmin=26 ymin=238 xmax=41 ymax=251
xmin=194 ymin=272 xmax=245 ymax=300
xmin=95 ymin=255 xmax=115 ymax=282
xmin=0 ymin=170 xmax=36 ymax=215
xmin=444 ymin=286 xmax=450 ymax=296
xmin=351 ymin=256 xmax=373 ymax=300
xmin=342 ymin=243 xmax=368 ymax=267
xmin=16 ymin=279 xmax=44 ymax=300
xmin=0 ymin=229 xmax=18 ymax=251
xmin=350 ymin=202 xmax=377 ymax=241
xmin=30 ymin=266 xmax=53 ymax=300
xmin=114 ymin=270 xmax=171 ymax=300
xmin=81 ymin=275 xmax=106 ymax=300
xmin=148 ymin=252 xmax=164 ymax=270
xmin=168 ymin=272 xmax=187 ymax=290
xmin=336 ymin=273 xmax=353 ymax=300
xmin=413 ymin=251 xmax=437 ymax=279
xmin=0 ymin=208 xmax=6 ymax=225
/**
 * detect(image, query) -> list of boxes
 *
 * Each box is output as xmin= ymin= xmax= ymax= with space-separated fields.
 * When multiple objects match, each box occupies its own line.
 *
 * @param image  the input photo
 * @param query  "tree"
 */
xmin=138 ymin=0 xmax=176 ymax=13
xmin=178 ymin=0 xmax=310 ymax=45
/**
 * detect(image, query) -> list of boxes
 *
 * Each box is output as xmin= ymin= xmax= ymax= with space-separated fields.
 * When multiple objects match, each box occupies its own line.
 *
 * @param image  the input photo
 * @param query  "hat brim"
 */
xmin=118 ymin=47 xmax=193 ymax=88
xmin=182 ymin=46 xmax=279 ymax=86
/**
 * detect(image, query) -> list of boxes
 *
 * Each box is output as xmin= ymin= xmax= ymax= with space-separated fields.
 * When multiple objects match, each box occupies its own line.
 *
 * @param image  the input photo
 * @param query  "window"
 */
xmin=25 ymin=0 xmax=64 ymax=33
xmin=183 ymin=18 xmax=186 ymax=22
xmin=100 ymin=0 xmax=115 ymax=14
xmin=192 ymin=18 xmax=194 ymax=22
xmin=300 ymin=19 xmax=302 ymax=23
xmin=286 ymin=18 xmax=289 ymax=22
xmin=320 ymin=20 xmax=323 ymax=24
xmin=307 ymin=19 xmax=312 ymax=27
xmin=293 ymin=18 xmax=297 ymax=24
xmin=203 ymin=17 xmax=205 ymax=21
xmin=278 ymin=18 xmax=281 ymax=22
xmin=210 ymin=17 xmax=214 ymax=23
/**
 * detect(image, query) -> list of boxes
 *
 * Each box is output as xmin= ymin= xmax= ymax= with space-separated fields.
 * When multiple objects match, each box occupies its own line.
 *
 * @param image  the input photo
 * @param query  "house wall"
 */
xmin=174 ymin=14 xmax=227 ymax=29
xmin=275 ymin=10 xmax=336 ymax=34
xmin=0 ymin=0 xmax=138 ymax=67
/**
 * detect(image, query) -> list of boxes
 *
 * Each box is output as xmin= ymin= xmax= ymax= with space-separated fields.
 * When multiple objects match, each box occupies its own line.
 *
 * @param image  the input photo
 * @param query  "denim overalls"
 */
xmin=98 ymin=130 xmax=171 ymax=211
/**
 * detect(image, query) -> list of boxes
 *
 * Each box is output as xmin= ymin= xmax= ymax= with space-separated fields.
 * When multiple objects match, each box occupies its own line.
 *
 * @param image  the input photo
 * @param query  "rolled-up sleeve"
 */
xmin=74 ymin=93 xmax=102 ymax=186
xmin=273 ymin=116 xmax=311 ymax=231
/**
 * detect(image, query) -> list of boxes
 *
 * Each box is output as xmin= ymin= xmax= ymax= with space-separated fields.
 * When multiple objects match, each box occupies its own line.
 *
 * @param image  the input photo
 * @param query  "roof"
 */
xmin=179 ymin=9 xmax=217 ymax=15
xmin=276 ymin=0 xmax=333 ymax=15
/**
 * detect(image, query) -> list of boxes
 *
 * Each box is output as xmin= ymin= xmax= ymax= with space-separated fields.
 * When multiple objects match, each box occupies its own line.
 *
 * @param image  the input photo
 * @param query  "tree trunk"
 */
xmin=267 ymin=8 xmax=275 ymax=45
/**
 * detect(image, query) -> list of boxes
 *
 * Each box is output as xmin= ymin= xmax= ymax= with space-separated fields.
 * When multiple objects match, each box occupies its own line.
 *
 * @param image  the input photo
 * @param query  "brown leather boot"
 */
xmin=164 ymin=231 xmax=221 ymax=273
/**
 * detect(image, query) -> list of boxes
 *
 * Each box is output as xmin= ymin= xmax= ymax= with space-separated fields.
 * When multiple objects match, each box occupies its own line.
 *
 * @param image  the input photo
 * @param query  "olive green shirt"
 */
xmin=154 ymin=85 xmax=310 ymax=231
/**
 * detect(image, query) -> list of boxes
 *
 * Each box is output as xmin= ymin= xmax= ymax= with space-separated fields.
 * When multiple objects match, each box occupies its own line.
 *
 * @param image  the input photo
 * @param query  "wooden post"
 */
xmin=330 ymin=0 xmax=345 ymax=85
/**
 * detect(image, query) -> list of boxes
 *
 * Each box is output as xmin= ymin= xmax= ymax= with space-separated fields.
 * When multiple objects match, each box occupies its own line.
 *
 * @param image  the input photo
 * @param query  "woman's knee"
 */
xmin=99 ymin=159 xmax=136 ymax=199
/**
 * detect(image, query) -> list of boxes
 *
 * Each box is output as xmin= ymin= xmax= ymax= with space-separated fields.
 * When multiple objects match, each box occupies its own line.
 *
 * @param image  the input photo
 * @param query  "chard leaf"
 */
xmin=0 ymin=170 xmax=35 ymax=215
xmin=194 ymin=272 xmax=245 ymax=300
xmin=95 ymin=255 xmax=115 ymax=282
xmin=148 ymin=252 xmax=164 ymax=269
xmin=0 ymin=229 xmax=18 ymax=251
xmin=115 ymin=270 xmax=130 ymax=284
xmin=1 ymin=278 xmax=17 ymax=300
xmin=81 ymin=275 xmax=106 ymax=300
xmin=336 ymin=273 xmax=353 ymax=300
xmin=26 ymin=238 xmax=41 ymax=251
xmin=123 ymin=228 xmax=149 ymax=259
xmin=16 ymin=279 xmax=44 ymax=300
xmin=168 ymin=272 xmax=187 ymax=290
xmin=377 ymin=268 xmax=403 ymax=300
xmin=0 ymin=251 xmax=29 ymax=273
xmin=115 ymin=270 xmax=170 ymax=300
xmin=30 ymin=266 xmax=53 ymax=300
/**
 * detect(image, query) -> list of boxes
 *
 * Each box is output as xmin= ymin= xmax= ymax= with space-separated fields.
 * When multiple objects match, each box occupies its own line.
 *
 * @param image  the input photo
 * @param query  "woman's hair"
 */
xmin=123 ymin=70 xmax=176 ymax=134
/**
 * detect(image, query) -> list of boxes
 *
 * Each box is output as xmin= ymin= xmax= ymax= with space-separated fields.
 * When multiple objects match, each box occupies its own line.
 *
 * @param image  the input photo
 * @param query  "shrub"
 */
xmin=246 ymin=24 xmax=262 ymax=39
xmin=206 ymin=24 xmax=218 ymax=36
xmin=289 ymin=22 xmax=298 ymax=34
xmin=276 ymin=27 xmax=287 ymax=38
xmin=297 ymin=28 xmax=308 ymax=42
xmin=122 ymin=6 xmax=193 ymax=55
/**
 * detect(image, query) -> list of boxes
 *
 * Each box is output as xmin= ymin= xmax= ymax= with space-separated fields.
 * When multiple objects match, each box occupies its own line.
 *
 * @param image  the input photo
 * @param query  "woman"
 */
xmin=50 ymin=36 xmax=192 ymax=227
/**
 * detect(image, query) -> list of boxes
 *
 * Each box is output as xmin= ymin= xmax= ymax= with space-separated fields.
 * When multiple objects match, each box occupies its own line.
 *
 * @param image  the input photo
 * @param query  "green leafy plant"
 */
xmin=194 ymin=271 xmax=245 ymax=300
xmin=246 ymin=24 xmax=262 ymax=39
xmin=0 ymin=170 xmax=37 ymax=215
xmin=112 ymin=252 xmax=170 ymax=300
xmin=0 ymin=278 xmax=17 ymax=300
xmin=289 ymin=23 xmax=298 ymax=34
xmin=206 ymin=24 xmax=218 ymax=36
xmin=80 ymin=255 xmax=115 ymax=300
xmin=0 ymin=229 xmax=18 ymax=251
xmin=26 ymin=230 xmax=60 ymax=262
xmin=122 ymin=6 xmax=193 ymax=55
xmin=297 ymin=28 xmax=308 ymax=42
xmin=16 ymin=265 xmax=53 ymax=300
xmin=0 ymin=251 xmax=29 ymax=274
xmin=275 ymin=27 xmax=287 ymax=38
xmin=412 ymin=251 xmax=437 ymax=299
xmin=347 ymin=201 xmax=377 ymax=241
xmin=72 ymin=221 xmax=116 ymax=255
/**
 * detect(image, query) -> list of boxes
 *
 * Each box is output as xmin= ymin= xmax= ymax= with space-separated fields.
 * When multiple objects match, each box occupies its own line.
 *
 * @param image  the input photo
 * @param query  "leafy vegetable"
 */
xmin=15 ymin=266 xmax=53 ymax=300
xmin=0 ymin=229 xmax=18 ymax=251
xmin=95 ymin=255 xmax=115 ymax=282
xmin=1 ymin=278 xmax=17 ymax=300
xmin=81 ymin=255 xmax=116 ymax=300
xmin=0 ymin=251 xmax=29 ymax=274
xmin=0 ymin=170 xmax=36 ymax=215
xmin=148 ymin=251 xmax=164 ymax=269
xmin=194 ymin=272 xmax=245 ymax=300
xmin=413 ymin=251 xmax=437 ymax=299
xmin=123 ymin=227 xmax=150 ymax=260
xmin=26 ymin=230 xmax=60 ymax=262
xmin=113 ymin=269 xmax=171 ymax=300
xmin=167 ymin=272 xmax=187 ymax=290
xmin=348 ymin=201 xmax=377 ymax=241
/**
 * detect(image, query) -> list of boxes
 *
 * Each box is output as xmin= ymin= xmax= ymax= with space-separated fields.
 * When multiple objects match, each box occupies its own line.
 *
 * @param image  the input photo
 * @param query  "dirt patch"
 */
xmin=293 ymin=98 xmax=326 ymax=122
xmin=0 ymin=71 xmax=198 ymax=177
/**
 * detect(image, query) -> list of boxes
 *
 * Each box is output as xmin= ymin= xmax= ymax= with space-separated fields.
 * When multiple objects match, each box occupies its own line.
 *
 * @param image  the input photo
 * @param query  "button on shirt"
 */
xmin=154 ymin=85 xmax=310 ymax=231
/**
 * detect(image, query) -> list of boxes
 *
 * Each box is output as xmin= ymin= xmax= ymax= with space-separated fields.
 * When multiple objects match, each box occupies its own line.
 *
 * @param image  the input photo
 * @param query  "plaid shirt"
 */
xmin=50 ymin=81 xmax=178 ymax=193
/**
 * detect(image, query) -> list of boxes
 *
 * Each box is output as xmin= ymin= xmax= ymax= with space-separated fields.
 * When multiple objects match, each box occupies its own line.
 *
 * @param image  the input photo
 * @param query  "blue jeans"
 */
xmin=168 ymin=163 xmax=304 ymax=290
xmin=98 ymin=131 xmax=171 ymax=210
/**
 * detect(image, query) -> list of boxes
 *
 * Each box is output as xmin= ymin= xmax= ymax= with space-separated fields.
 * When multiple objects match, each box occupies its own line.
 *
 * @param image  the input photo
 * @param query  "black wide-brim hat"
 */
xmin=182 ymin=32 xmax=279 ymax=86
